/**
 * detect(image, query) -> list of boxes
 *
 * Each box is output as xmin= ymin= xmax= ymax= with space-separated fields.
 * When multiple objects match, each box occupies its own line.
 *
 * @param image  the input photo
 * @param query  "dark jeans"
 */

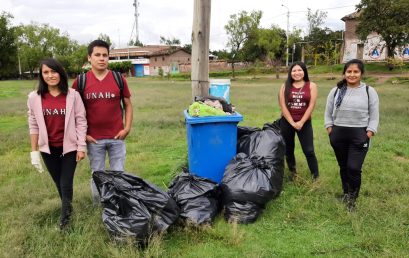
xmin=280 ymin=118 xmax=319 ymax=176
xmin=329 ymin=126 xmax=369 ymax=198
xmin=41 ymin=147 xmax=77 ymax=204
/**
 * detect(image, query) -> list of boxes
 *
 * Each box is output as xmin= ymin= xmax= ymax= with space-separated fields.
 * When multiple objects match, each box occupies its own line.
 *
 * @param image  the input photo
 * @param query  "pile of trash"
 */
xmin=221 ymin=120 xmax=285 ymax=223
xmin=92 ymin=119 xmax=285 ymax=244
xmin=188 ymin=95 xmax=234 ymax=117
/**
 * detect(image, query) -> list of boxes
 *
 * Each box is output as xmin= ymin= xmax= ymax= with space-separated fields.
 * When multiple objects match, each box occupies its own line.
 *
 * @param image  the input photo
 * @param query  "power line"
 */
xmin=264 ymin=5 xmax=356 ymax=22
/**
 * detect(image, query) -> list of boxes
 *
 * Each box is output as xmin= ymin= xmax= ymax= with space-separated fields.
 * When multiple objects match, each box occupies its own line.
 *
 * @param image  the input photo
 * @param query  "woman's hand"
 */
xmin=327 ymin=127 xmax=333 ymax=135
xmin=367 ymin=131 xmax=374 ymax=139
xmin=293 ymin=121 xmax=304 ymax=131
xmin=76 ymin=151 xmax=85 ymax=162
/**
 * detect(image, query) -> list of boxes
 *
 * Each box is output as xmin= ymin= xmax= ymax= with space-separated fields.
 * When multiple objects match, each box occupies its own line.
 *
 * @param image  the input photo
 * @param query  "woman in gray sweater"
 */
xmin=324 ymin=59 xmax=379 ymax=212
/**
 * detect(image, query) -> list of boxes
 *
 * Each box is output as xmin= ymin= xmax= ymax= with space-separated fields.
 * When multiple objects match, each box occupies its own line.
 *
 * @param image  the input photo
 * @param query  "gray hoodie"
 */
xmin=324 ymin=82 xmax=379 ymax=133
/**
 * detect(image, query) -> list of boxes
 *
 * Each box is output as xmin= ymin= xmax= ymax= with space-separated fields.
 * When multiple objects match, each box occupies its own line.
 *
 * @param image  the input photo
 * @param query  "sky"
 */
xmin=3 ymin=0 xmax=359 ymax=50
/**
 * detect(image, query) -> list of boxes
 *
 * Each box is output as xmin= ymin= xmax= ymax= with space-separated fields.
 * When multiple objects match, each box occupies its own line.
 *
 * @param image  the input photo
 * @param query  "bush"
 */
xmin=108 ymin=61 xmax=132 ymax=73
xmin=386 ymin=57 xmax=405 ymax=71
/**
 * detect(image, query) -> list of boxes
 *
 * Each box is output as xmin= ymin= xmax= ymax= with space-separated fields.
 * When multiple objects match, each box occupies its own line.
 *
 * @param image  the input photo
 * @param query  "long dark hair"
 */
xmin=37 ymin=58 xmax=68 ymax=96
xmin=284 ymin=61 xmax=310 ymax=103
xmin=336 ymin=59 xmax=365 ymax=88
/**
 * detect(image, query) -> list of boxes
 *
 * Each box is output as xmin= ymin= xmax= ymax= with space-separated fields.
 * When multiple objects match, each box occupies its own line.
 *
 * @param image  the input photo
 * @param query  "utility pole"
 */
xmin=282 ymin=4 xmax=289 ymax=67
xmin=17 ymin=47 xmax=22 ymax=80
xmin=133 ymin=0 xmax=139 ymax=43
xmin=191 ymin=0 xmax=211 ymax=101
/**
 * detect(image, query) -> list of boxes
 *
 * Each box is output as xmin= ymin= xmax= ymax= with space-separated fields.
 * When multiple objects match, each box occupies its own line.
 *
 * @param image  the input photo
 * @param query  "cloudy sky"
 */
xmin=3 ymin=0 xmax=359 ymax=50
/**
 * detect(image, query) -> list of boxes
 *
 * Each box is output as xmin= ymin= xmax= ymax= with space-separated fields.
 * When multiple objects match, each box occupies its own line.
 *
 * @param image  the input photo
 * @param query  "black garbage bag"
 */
xmin=168 ymin=170 xmax=219 ymax=225
xmin=236 ymin=120 xmax=285 ymax=195
xmin=221 ymin=153 xmax=284 ymax=223
xmin=221 ymin=153 xmax=281 ymax=204
xmin=237 ymin=120 xmax=285 ymax=162
xmin=237 ymin=126 xmax=261 ymax=140
xmin=224 ymin=201 xmax=262 ymax=224
xmin=93 ymin=170 xmax=180 ymax=244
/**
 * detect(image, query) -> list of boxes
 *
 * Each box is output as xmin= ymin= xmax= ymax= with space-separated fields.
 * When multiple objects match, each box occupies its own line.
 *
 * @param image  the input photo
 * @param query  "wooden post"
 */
xmin=191 ymin=0 xmax=211 ymax=101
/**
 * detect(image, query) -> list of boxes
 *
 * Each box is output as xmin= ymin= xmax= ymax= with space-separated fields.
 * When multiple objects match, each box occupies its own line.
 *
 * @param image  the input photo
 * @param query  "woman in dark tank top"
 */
xmin=278 ymin=61 xmax=319 ymax=181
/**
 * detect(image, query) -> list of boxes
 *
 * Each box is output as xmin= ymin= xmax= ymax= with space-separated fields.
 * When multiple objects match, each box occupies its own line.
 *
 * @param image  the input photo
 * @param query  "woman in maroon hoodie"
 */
xmin=27 ymin=58 xmax=87 ymax=230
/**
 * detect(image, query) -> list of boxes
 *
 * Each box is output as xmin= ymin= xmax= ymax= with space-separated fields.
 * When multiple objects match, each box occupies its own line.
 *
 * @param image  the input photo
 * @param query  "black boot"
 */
xmin=60 ymin=202 xmax=73 ymax=230
xmin=346 ymin=190 xmax=358 ymax=212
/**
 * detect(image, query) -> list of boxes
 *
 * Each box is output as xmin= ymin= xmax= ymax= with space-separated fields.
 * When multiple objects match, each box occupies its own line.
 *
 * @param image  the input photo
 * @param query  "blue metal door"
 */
xmin=134 ymin=64 xmax=144 ymax=77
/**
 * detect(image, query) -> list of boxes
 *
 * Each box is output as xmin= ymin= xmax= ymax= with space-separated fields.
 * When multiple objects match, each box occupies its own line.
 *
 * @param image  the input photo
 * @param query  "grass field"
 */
xmin=0 ymin=73 xmax=408 ymax=257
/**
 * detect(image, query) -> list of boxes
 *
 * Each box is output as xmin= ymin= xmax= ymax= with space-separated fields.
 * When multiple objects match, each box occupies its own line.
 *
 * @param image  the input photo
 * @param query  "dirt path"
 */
xmin=367 ymin=72 xmax=409 ymax=83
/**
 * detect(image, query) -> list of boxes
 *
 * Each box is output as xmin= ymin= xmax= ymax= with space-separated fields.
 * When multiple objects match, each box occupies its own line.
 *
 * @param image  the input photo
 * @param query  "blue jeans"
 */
xmin=87 ymin=139 xmax=126 ymax=204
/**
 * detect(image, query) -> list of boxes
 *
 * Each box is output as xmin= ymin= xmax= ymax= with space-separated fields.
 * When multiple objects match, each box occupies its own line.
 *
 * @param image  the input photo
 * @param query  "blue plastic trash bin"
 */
xmin=184 ymin=110 xmax=243 ymax=183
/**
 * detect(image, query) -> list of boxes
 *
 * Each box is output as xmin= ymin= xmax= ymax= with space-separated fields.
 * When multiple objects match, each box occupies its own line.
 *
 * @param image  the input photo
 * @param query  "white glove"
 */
xmin=30 ymin=151 xmax=44 ymax=173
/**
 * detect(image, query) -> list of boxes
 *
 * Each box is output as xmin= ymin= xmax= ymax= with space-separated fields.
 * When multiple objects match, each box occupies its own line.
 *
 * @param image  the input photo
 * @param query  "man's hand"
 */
xmin=114 ymin=129 xmax=130 ymax=140
xmin=86 ymin=135 xmax=98 ymax=144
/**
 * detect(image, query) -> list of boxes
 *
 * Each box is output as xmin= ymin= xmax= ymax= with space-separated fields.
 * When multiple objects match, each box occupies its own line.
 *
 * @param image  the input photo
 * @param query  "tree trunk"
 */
xmin=191 ymin=0 xmax=211 ymax=101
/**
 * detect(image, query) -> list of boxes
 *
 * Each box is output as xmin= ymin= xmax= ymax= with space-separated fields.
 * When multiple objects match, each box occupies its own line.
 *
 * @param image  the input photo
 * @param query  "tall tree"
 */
xmin=255 ymin=26 xmax=284 ymax=78
xmin=97 ymin=33 xmax=114 ymax=49
xmin=159 ymin=36 xmax=181 ymax=46
xmin=303 ymin=9 xmax=332 ymax=65
xmin=15 ymin=23 xmax=61 ymax=77
xmin=225 ymin=10 xmax=262 ymax=77
xmin=0 ymin=12 xmax=18 ymax=79
xmin=55 ymin=41 xmax=88 ymax=75
xmin=306 ymin=8 xmax=327 ymax=36
xmin=182 ymin=43 xmax=192 ymax=54
xmin=128 ymin=39 xmax=143 ymax=46
xmin=356 ymin=0 xmax=409 ymax=58
xmin=16 ymin=23 xmax=85 ymax=77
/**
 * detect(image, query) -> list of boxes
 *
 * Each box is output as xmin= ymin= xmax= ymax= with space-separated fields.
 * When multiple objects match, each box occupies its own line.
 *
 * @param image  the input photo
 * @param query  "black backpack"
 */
xmin=76 ymin=71 xmax=125 ymax=115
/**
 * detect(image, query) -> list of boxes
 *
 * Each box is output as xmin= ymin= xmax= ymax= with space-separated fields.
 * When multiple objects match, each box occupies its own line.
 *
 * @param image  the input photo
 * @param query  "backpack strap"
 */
xmin=366 ymin=85 xmax=369 ymax=103
xmin=112 ymin=71 xmax=125 ymax=117
xmin=77 ymin=73 xmax=87 ymax=103
xmin=333 ymin=87 xmax=339 ymax=99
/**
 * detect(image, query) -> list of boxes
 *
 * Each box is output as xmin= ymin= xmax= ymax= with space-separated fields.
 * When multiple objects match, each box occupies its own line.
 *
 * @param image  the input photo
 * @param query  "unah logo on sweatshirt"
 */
xmin=85 ymin=92 xmax=116 ymax=100
xmin=43 ymin=108 xmax=66 ymax=116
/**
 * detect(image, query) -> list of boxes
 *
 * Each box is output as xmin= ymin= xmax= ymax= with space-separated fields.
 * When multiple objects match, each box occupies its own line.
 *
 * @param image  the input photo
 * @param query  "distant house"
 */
xmin=341 ymin=11 xmax=409 ymax=62
xmin=109 ymin=45 xmax=191 ymax=77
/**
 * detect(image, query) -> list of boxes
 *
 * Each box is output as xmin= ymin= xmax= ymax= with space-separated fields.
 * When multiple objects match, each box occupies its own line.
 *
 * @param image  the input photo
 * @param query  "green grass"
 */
xmin=1 ymin=74 xmax=408 ymax=257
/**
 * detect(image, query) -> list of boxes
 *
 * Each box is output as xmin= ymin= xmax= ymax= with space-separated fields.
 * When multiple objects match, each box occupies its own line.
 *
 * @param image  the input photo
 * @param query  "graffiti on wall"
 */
xmin=343 ymin=34 xmax=409 ymax=62
xmin=396 ymin=45 xmax=409 ymax=60
xmin=363 ymin=35 xmax=386 ymax=60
